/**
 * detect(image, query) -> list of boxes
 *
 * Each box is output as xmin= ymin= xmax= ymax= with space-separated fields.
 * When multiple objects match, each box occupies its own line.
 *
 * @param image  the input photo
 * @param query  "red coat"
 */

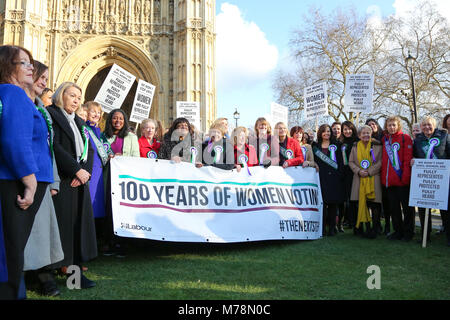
xmin=282 ymin=137 xmax=304 ymax=167
xmin=234 ymin=144 xmax=258 ymax=167
xmin=381 ymin=131 xmax=413 ymax=187
xmin=138 ymin=136 xmax=161 ymax=158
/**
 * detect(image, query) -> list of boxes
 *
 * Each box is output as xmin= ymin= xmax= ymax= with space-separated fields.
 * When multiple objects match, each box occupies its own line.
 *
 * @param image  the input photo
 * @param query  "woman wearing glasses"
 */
xmin=0 ymin=45 xmax=53 ymax=299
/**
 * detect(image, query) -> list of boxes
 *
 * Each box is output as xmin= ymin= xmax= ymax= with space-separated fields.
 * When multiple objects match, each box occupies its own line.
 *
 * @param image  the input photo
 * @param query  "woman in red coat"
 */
xmin=381 ymin=116 xmax=414 ymax=241
xmin=138 ymin=118 xmax=161 ymax=158
xmin=232 ymin=126 xmax=258 ymax=172
xmin=274 ymin=122 xmax=304 ymax=168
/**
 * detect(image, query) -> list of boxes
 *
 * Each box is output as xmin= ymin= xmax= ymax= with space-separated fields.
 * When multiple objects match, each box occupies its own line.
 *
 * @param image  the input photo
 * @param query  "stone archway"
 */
xmin=55 ymin=36 xmax=162 ymax=123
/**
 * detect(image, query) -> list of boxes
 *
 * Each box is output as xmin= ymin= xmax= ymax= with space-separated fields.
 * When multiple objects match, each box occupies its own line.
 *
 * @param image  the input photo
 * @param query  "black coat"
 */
xmin=47 ymin=105 xmax=97 ymax=266
xmin=201 ymin=138 xmax=235 ymax=170
xmin=341 ymin=137 xmax=359 ymax=198
xmin=312 ymin=141 xmax=345 ymax=204
xmin=413 ymin=129 xmax=450 ymax=159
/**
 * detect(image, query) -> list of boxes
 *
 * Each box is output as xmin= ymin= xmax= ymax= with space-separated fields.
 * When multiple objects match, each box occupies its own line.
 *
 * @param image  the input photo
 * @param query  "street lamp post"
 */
xmin=405 ymin=52 xmax=418 ymax=123
xmin=233 ymin=108 xmax=240 ymax=128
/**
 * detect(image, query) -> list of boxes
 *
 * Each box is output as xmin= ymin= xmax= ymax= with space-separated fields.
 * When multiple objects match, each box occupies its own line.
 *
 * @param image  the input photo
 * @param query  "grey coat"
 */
xmin=348 ymin=140 xmax=383 ymax=203
xmin=24 ymin=98 xmax=64 ymax=270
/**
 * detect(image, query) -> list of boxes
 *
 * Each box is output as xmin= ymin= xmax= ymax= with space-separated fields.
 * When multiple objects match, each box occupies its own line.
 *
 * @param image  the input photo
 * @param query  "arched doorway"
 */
xmin=55 ymin=36 xmax=162 ymax=129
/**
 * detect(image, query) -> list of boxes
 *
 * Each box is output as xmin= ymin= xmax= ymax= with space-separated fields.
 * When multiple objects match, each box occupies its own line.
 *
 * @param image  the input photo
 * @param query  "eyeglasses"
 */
xmin=14 ymin=61 xmax=34 ymax=69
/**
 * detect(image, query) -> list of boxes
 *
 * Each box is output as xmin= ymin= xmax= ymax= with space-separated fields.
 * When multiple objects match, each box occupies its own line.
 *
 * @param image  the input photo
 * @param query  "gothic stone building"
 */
xmin=0 ymin=0 xmax=217 ymax=131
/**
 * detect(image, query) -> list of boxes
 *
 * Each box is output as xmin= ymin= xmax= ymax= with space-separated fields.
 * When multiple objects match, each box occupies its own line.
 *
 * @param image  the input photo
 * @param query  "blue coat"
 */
xmin=0 ymin=84 xmax=53 ymax=182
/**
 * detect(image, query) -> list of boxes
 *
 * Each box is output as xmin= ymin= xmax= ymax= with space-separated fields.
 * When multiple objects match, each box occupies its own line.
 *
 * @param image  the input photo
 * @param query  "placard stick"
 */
xmin=135 ymin=123 xmax=140 ymax=135
xmin=315 ymin=115 xmax=318 ymax=137
xmin=422 ymin=208 xmax=430 ymax=248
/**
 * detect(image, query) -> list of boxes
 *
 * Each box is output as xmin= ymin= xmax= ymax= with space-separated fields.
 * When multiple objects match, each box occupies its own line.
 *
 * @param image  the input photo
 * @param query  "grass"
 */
xmin=26 ymin=226 xmax=450 ymax=300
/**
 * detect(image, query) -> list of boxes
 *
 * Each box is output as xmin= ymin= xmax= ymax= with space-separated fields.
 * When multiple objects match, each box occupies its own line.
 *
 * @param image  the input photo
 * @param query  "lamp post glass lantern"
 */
xmin=233 ymin=108 xmax=240 ymax=128
xmin=406 ymin=52 xmax=418 ymax=123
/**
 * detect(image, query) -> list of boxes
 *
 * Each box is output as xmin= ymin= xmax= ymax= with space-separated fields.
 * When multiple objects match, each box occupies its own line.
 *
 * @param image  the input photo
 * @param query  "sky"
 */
xmin=214 ymin=0 xmax=449 ymax=129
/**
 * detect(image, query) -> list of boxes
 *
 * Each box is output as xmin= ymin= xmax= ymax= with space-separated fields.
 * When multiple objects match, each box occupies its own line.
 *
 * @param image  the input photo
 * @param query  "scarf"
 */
xmin=356 ymin=140 xmax=375 ymax=227
xmin=62 ymin=109 xmax=85 ymax=161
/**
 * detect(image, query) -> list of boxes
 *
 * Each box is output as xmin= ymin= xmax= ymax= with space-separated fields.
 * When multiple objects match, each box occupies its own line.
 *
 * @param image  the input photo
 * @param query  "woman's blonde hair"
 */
xmin=141 ymin=118 xmax=158 ymax=138
xmin=84 ymin=100 xmax=102 ymax=114
xmin=209 ymin=122 xmax=227 ymax=137
xmin=231 ymin=126 xmax=249 ymax=145
xmin=274 ymin=122 xmax=289 ymax=137
xmin=384 ymin=116 xmax=402 ymax=132
xmin=212 ymin=117 xmax=228 ymax=127
xmin=52 ymin=81 xmax=83 ymax=109
xmin=420 ymin=116 xmax=437 ymax=128
xmin=254 ymin=117 xmax=272 ymax=136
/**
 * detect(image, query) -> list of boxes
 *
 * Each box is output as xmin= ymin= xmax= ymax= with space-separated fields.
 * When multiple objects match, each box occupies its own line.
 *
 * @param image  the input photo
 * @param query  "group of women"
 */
xmin=0 ymin=45 xmax=99 ymax=299
xmin=0 ymin=44 xmax=449 ymax=301
xmin=323 ymin=116 xmax=450 ymax=244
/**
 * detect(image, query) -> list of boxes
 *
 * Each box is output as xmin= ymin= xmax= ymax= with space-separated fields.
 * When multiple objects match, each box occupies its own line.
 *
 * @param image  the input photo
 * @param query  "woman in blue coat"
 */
xmin=0 ymin=45 xmax=53 ymax=299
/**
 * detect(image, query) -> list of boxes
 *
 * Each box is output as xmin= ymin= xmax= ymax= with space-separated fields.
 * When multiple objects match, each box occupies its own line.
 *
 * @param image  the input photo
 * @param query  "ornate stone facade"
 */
xmin=0 ymin=0 xmax=217 ymax=130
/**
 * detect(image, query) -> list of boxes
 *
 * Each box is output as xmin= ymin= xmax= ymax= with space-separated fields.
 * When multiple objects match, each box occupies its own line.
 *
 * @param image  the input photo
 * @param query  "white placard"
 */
xmin=129 ymin=79 xmax=156 ymax=123
xmin=304 ymin=82 xmax=328 ymax=120
xmin=270 ymin=102 xmax=289 ymax=127
xmin=176 ymin=101 xmax=200 ymax=129
xmin=343 ymin=74 xmax=374 ymax=113
xmin=94 ymin=64 xmax=136 ymax=113
xmin=110 ymin=157 xmax=323 ymax=243
xmin=409 ymin=159 xmax=450 ymax=210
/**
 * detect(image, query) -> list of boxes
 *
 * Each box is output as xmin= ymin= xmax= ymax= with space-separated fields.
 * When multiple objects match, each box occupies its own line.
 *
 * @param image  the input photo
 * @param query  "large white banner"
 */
xmin=409 ymin=159 xmax=450 ymax=210
xmin=129 ymin=79 xmax=156 ymax=124
xmin=343 ymin=74 xmax=374 ymax=113
xmin=94 ymin=64 xmax=136 ymax=113
xmin=304 ymin=82 xmax=328 ymax=120
xmin=110 ymin=157 xmax=323 ymax=243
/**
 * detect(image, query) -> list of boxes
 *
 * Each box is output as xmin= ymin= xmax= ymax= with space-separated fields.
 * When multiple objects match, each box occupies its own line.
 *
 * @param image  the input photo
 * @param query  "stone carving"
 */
xmin=106 ymin=46 xmax=118 ymax=57
xmin=149 ymin=39 xmax=159 ymax=52
xmin=118 ymin=0 xmax=126 ymax=21
xmin=61 ymin=36 xmax=78 ymax=51
xmin=135 ymin=0 xmax=141 ymax=17
xmin=108 ymin=0 xmax=115 ymax=14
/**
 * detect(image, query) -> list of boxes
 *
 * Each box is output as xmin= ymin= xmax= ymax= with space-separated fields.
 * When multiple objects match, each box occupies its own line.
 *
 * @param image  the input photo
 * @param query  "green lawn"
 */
xmin=27 ymin=228 xmax=450 ymax=300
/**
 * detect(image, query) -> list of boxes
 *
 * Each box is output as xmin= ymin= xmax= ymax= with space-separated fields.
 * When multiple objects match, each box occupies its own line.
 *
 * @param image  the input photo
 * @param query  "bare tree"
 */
xmin=374 ymin=1 xmax=450 ymax=130
xmin=274 ymin=7 xmax=388 ymax=126
xmin=274 ymin=1 xmax=450 ymax=132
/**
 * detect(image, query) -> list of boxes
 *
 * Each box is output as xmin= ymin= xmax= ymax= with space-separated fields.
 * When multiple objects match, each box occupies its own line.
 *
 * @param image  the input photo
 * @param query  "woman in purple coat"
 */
xmin=84 ymin=102 xmax=113 ymax=241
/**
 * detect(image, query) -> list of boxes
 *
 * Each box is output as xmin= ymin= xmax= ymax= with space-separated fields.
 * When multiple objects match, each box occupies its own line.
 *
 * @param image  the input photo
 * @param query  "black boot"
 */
xmin=364 ymin=222 xmax=376 ymax=239
xmin=80 ymin=267 xmax=96 ymax=289
xmin=37 ymin=270 xmax=60 ymax=297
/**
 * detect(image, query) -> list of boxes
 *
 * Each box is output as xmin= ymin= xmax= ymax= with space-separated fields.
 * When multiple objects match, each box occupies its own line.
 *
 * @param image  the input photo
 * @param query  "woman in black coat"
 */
xmin=198 ymin=123 xmax=235 ymax=171
xmin=340 ymin=121 xmax=359 ymax=231
xmin=312 ymin=124 xmax=345 ymax=236
xmin=159 ymin=117 xmax=200 ymax=163
xmin=47 ymin=82 xmax=97 ymax=289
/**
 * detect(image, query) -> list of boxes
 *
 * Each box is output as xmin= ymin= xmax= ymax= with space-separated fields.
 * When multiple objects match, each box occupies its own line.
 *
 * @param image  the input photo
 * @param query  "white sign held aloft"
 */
xmin=176 ymin=101 xmax=200 ymax=129
xmin=344 ymin=74 xmax=374 ymax=113
xmin=270 ymin=102 xmax=289 ymax=127
xmin=304 ymin=82 xmax=328 ymax=120
xmin=129 ymin=79 xmax=156 ymax=124
xmin=94 ymin=64 xmax=136 ymax=113
xmin=409 ymin=159 xmax=449 ymax=210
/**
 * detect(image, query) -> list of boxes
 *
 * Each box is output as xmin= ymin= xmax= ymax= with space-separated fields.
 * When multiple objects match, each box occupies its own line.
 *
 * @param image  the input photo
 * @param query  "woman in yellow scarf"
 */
xmin=348 ymin=125 xmax=383 ymax=238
